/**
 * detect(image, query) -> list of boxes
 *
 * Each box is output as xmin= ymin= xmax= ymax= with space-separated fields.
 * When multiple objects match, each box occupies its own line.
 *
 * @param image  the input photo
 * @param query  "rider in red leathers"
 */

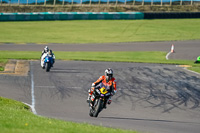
xmin=87 ymin=68 xmax=117 ymax=107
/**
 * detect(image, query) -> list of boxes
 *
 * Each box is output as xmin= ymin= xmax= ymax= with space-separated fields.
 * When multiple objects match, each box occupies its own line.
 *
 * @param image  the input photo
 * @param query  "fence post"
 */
xmin=35 ymin=0 xmax=37 ymax=5
xmin=161 ymin=0 xmax=162 ymax=6
xmin=133 ymin=0 xmax=135 ymax=5
xmin=180 ymin=0 xmax=182 ymax=5
xmin=124 ymin=0 xmax=126 ymax=5
xmin=142 ymin=0 xmax=144 ymax=6
xmin=27 ymin=0 xmax=28 ymax=5
xmin=170 ymin=0 xmax=172 ymax=6
xmin=62 ymin=0 xmax=64 ymax=6
xmin=191 ymin=0 xmax=193 ymax=5
xmin=71 ymin=0 xmax=73 ymax=6
xmin=53 ymin=0 xmax=56 ymax=5
xmin=151 ymin=0 xmax=153 ymax=6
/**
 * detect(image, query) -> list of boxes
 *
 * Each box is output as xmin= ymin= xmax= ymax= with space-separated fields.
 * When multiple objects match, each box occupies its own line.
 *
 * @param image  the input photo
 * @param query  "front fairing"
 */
xmin=94 ymin=82 xmax=111 ymax=97
xmin=44 ymin=55 xmax=53 ymax=63
xmin=44 ymin=56 xmax=49 ymax=62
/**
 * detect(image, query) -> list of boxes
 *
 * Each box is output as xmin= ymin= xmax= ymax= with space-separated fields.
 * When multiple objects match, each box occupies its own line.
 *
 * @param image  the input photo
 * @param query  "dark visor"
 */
xmin=106 ymin=74 xmax=113 ymax=77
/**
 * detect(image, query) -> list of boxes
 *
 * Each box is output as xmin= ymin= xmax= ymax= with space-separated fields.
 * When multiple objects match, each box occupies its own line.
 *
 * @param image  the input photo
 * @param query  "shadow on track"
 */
xmin=100 ymin=116 xmax=200 ymax=124
xmin=115 ymin=67 xmax=200 ymax=113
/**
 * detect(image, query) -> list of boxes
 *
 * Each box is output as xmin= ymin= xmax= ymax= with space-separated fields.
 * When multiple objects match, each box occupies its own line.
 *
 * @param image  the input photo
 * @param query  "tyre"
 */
xmin=89 ymin=109 xmax=94 ymax=117
xmin=93 ymin=99 xmax=103 ymax=117
xmin=46 ymin=62 xmax=50 ymax=72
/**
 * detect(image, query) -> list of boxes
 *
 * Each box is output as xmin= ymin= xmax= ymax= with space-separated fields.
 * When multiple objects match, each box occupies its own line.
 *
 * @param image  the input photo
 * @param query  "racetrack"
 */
xmin=0 ymin=41 xmax=200 ymax=133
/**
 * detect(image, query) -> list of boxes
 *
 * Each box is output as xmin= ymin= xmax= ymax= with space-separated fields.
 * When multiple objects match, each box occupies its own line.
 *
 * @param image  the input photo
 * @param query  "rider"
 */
xmin=87 ymin=68 xmax=117 ymax=107
xmin=41 ymin=46 xmax=49 ymax=57
xmin=41 ymin=49 xmax=55 ymax=68
xmin=41 ymin=51 xmax=48 ymax=68
xmin=49 ymin=49 xmax=55 ymax=67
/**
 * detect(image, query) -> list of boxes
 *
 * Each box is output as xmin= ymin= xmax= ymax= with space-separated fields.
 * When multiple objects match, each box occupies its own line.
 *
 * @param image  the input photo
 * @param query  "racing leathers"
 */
xmin=88 ymin=75 xmax=117 ymax=106
xmin=41 ymin=52 xmax=48 ymax=68
xmin=49 ymin=51 xmax=55 ymax=67
xmin=41 ymin=49 xmax=49 ymax=58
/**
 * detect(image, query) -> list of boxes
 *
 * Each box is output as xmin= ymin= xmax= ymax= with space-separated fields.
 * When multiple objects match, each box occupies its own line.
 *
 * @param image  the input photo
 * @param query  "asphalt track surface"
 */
xmin=0 ymin=41 xmax=200 ymax=133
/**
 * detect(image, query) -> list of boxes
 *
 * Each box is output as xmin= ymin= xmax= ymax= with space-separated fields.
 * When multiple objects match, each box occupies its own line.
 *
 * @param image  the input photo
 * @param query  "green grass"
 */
xmin=188 ymin=66 xmax=200 ymax=73
xmin=0 ymin=97 xmax=137 ymax=133
xmin=0 ymin=59 xmax=7 ymax=71
xmin=0 ymin=19 xmax=200 ymax=44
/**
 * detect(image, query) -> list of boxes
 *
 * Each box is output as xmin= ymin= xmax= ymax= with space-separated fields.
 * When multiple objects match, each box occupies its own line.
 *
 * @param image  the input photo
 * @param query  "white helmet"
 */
xmin=105 ymin=68 xmax=113 ymax=81
xmin=44 ymin=46 xmax=49 ymax=52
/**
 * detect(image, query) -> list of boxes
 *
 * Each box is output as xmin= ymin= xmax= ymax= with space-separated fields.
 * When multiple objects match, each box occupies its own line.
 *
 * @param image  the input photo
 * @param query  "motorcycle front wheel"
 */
xmin=93 ymin=99 xmax=103 ymax=117
xmin=46 ymin=62 xmax=50 ymax=72
xmin=89 ymin=108 xmax=94 ymax=117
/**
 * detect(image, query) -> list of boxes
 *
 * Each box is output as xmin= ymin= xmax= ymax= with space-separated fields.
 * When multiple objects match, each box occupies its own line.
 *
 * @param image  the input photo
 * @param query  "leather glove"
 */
xmin=91 ymin=83 xmax=95 ymax=87
xmin=112 ymin=90 xmax=117 ymax=96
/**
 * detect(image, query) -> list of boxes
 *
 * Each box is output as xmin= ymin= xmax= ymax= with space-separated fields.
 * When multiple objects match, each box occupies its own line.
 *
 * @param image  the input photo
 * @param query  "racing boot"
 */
xmin=103 ymin=99 xmax=111 ymax=109
xmin=90 ymin=95 xmax=95 ymax=108
xmin=87 ymin=94 xmax=91 ymax=103
xmin=42 ymin=64 xmax=45 ymax=69
xmin=107 ymin=99 xmax=112 ymax=104
xmin=87 ymin=87 xmax=94 ymax=103
xmin=107 ymin=97 xmax=112 ymax=105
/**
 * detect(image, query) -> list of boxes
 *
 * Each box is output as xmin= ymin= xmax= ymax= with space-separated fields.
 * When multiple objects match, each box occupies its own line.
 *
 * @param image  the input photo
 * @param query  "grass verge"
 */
xmin=0 ymin=97 xmax=137 ymax=133
xmin=0 ymin=19 xmax=200 ymax=44
xmin=0 ymin=59 xmax=8 ymax=71
xmin=0 ymin=51 xmax=199 ymax=73
xmin=188 ymin=67 xmax=200 ymax=73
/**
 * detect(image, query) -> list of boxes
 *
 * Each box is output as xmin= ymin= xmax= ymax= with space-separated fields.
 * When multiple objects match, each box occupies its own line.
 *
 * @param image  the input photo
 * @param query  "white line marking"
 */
xmin=166 ymin=50 xmax=199 ymax=76
xmin=22 ymin=102 xmax=35 ymax=114
xmin=166 ymin=51 xmax=171 ymax=60
xmin=176 ymin=65 xmax=200 ymax=77
xmin=184 ymin=67 xmax=200 ymax=76
xmin=30 ymin=62 xmax=37 ymax=115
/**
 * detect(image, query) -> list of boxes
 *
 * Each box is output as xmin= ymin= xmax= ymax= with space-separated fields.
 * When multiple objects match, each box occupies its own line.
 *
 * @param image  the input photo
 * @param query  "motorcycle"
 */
xmin=89 ymin=82 xmax=112 ymax=117
xmin=41 ymin=54 xmax=53 ymax=72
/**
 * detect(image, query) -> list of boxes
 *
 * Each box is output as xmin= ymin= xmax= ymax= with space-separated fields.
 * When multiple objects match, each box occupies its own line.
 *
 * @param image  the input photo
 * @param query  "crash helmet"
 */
xmin=105 ymin=68 xmax=113 ymax=81
xmin=44 ymin=46 xmax=49 ymax=53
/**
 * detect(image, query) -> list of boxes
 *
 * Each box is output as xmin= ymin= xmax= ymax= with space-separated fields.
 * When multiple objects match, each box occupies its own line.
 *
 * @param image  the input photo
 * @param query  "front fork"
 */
xmin=90 ymin=96 xmax=106 ymax=109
